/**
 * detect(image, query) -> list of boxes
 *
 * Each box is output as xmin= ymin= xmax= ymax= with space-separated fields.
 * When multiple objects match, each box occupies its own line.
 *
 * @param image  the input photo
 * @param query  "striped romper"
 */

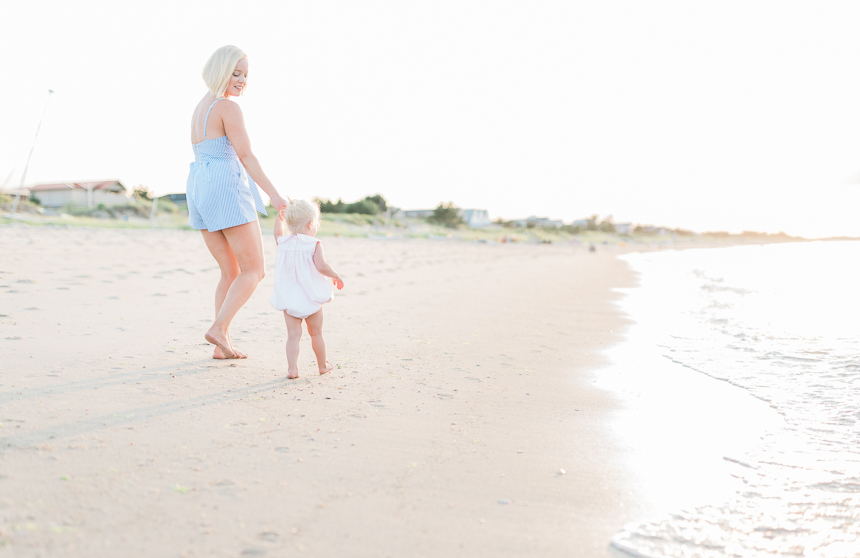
xmin=186 ymin=98 xmax=267 ymax=232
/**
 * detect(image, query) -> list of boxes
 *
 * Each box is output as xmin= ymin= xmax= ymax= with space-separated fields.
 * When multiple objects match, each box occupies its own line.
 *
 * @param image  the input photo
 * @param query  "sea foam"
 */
xmin=606 ymin=241 xmax=860 ymax=558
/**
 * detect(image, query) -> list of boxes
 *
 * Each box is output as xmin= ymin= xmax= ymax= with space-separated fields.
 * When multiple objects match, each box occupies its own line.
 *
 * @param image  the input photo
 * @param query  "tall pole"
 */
xmin=11 ymin=89 xmax=54 ymax=215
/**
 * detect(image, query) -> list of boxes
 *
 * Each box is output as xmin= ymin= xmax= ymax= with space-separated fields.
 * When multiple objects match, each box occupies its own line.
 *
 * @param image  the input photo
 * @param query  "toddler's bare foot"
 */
xmin=287 ymin=369 xmax=299 ymax=380
xmin=205 ymin=329 xmax=237 ymax=359
xmin=319 ymin=361 xmax=334 ymax=375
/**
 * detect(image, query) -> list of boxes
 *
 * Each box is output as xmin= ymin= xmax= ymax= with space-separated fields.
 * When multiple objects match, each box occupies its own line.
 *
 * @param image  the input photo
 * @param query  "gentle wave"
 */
xmin=610 ymin=241 xmax=860 ymax=558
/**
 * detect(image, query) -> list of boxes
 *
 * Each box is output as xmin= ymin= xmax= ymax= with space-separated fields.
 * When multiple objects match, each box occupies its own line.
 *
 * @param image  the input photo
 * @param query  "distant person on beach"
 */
xmin=187 ymin=45 xmax=288 ymax=360
xmin=270 ymin=200 xmax=344 ymax=379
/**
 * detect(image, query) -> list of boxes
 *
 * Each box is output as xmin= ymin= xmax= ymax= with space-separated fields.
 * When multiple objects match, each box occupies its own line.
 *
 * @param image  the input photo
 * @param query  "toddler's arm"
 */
xmin=273 ymin=210 xmax=286 ymax=240
xmin=313 ymin=243 xmax=344 ymax=290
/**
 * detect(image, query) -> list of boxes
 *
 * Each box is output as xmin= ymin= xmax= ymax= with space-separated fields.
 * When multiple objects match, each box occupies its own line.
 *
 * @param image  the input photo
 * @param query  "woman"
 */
xmin=187 ymin=45 xmax=288 ymax=359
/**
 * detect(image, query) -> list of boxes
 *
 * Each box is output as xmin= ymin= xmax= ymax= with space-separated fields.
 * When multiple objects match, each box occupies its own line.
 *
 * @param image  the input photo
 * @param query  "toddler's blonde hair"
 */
xmin=202 ymin=45 xmax=247 ymax=98
xmin=283 ymin=199 xmax=320 ymax=233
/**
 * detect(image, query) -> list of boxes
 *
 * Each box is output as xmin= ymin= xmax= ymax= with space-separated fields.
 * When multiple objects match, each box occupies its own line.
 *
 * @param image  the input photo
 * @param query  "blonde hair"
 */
xmin=202 ymin=45 xmax=247 ymax=98
xmin=284 ymin=199 xmax=320 ymax=233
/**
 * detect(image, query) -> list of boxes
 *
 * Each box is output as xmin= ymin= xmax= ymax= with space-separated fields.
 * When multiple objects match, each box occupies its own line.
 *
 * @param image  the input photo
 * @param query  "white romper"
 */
xmin=270 ymin=234 xmax=334 ymax=319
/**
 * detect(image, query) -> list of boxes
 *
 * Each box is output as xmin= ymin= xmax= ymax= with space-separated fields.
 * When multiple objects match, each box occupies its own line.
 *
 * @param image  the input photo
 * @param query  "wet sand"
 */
xmin=1 ymin=224 xmax=648 ymax=557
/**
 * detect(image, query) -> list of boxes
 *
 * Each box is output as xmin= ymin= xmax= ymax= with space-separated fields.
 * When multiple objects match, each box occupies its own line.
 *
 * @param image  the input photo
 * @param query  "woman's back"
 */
xmin=190 ymin=95 xmax=229 ymax=144
xmin=186 ymin=96 xmax=267 ymax=232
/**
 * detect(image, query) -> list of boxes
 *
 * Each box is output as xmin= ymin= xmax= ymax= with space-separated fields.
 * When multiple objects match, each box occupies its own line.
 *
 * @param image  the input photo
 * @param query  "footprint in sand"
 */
xmin=257 ymin=532 xmax=279 ymax=542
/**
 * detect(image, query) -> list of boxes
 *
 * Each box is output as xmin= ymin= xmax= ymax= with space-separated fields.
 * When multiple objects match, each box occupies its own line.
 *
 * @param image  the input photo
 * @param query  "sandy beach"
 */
xmin=1 ymin=223 xmax=659 ymax=557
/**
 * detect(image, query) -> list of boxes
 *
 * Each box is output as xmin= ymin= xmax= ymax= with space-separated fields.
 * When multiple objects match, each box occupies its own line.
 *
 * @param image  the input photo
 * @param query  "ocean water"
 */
xmin=608 ymin=241 xmax=860 ymax=558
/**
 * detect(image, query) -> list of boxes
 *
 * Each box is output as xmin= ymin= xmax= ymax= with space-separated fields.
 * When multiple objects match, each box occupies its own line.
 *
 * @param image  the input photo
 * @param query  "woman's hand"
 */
xmin=270 ymin=193 xmax=288 ymax=213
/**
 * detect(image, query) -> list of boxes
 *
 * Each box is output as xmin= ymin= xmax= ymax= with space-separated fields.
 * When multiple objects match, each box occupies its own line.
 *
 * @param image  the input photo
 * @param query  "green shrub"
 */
xmin=598 ymin=217 xmax=616 ymax=233
xmin=427 ymin=202 xmax=464 ymax=228
xmin=317 ymin=198 xmax=345 ymax=213
xmin=316 ymin=194 xmax=388 ymax=216
xmin=133 ymin=185 xmax=153 ymax=201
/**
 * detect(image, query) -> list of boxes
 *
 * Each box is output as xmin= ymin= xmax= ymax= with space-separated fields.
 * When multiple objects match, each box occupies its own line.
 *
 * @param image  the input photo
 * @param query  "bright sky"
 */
xmin=4 ymin=0 xmax=860 ymax=238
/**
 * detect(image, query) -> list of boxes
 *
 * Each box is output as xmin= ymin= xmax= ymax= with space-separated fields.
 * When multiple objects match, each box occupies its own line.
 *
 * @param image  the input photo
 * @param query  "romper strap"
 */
xmin=203 ymin=98 xmax=224 ymax=140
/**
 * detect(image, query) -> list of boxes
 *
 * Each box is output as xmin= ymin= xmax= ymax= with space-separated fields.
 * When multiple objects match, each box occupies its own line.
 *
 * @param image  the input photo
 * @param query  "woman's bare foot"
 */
xmin=319 ymin=361 xmax=334 ymax=375
xmin=205 ymin=329 xmax=238 ymax=359
xmin=213 ymin=346 xmax=247 ymax=359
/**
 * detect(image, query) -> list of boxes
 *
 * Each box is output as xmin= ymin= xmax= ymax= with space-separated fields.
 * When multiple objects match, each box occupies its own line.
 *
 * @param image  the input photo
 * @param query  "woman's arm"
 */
xmin=221 ymin=102 xmax=287 ymax=212
xmin=313 ymin=243 xmax=344 ymax=290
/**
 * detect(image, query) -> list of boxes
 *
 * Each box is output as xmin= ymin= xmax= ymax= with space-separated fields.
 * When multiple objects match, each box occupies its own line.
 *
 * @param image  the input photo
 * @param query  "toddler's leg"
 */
xmin=305 ymin=309 xmax=333 ymax=375
xmin=283 ymin=312 xmax=303 ymax=379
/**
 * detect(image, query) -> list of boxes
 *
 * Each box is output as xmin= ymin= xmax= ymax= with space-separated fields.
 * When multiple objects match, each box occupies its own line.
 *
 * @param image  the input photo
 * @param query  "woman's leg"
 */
xmin=305 ymin=309 xmax=333 ymax=375
xmin=283 ymin=312 xmax=303 ymax=379
xmin=200 ymin=229 xmax=243 ymax=358
xmin=203 ymin=220 xmax=265 ymax=358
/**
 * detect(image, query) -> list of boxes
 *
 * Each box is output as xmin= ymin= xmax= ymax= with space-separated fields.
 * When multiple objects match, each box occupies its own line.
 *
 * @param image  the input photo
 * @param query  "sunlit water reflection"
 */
xmin=608 ymin=241 xmax=860 ymax=557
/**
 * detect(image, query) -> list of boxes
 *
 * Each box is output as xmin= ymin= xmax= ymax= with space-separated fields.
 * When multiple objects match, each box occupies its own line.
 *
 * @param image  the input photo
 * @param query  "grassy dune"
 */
xmin=2 ymin=197 xmax=802 ymax=246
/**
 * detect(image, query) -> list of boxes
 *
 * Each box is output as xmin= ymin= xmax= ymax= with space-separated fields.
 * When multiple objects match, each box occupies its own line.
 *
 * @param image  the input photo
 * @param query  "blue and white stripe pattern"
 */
xmin=186 ymin=98 xmax=267 ymax=232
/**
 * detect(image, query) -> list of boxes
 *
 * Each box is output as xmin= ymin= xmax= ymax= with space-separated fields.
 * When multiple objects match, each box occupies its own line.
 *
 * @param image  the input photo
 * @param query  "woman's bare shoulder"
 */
xmin=216 ymin=99 xmax=243 ymax=117
xmin=194 ymin=95 xmax=217 ymax=112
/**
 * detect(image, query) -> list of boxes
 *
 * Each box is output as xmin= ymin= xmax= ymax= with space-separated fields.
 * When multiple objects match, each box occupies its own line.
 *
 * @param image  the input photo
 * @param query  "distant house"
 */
xmin=162 ymin=193 xmax=187 ymax=208
xmin=402 ymin=209 xmax=435 ymax=219
xmin=511 ymin=215 xmax=564 ymax=228
xmin=460 ymin=209 xmax=491 ymax=227
xmin=401 ymin=208 xmax=492 ymax=227
xmin=29 ymin=180 xmax=130 ymax=209
xmin=571 ymin=219 xmax=590 ymax=229
xmin=615 ymin=222 xmax=633 ymax=235
xmin=636 ymin=225 xmax=670 ymax=236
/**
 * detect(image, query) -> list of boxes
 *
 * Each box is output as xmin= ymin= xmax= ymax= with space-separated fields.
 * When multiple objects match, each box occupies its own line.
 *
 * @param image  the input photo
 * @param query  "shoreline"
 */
xmin=0 ymin=224 xmax=783 ymax=556
xmin=599 ymin=247 xmax=785 ymax=550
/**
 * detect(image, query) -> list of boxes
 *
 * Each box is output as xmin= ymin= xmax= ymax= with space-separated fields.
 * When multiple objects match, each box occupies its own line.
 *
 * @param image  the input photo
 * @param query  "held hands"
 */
xmin=270 ymin=193 xmax=289 ymax=213
xmin=333 ymin=276 xmax=344 ymax=290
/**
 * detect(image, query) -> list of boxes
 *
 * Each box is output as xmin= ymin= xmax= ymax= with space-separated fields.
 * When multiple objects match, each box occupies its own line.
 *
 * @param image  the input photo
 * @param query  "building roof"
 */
xmin=29 ymin=180 xmax=127 ymax=192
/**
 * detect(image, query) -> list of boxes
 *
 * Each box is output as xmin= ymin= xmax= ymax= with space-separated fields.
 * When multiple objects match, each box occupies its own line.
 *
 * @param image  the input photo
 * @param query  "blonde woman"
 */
xmin=188 ymin=45 xmax=288 ymax=359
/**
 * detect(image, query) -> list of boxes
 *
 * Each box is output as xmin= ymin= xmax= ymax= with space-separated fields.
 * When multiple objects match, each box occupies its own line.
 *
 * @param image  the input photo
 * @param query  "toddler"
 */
xmin=270 ymin=199 xmax=344 ymax=379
